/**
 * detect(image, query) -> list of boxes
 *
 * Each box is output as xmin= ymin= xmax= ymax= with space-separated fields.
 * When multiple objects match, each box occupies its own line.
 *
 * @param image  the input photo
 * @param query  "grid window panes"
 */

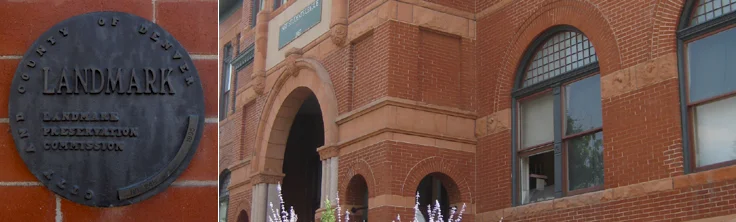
xmin=523 ymin=31 xmax=598 ymax=87
xmin=686 ymin=24 xmax=736 ymax=168
xmin=690 ymin=0 xmax=736 ymax=26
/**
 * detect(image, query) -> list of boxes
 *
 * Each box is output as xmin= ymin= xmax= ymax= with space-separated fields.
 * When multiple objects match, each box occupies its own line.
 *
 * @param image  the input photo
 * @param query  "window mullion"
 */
xmin=552 ymin=85 xmax=563 ymax=198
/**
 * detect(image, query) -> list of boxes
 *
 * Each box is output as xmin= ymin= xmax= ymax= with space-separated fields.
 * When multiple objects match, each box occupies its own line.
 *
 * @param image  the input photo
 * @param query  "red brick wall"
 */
xmin=349 ymin=0 xmax=376 ymax=17
xmin=352 ymin=26 xmax=390 ymax=109
xmin=418 ymin=29 xmax=462 ymax=108
xmin=385 ymin=21 xmax=476 ymax=111
xmin=0 ymin=0 xmax=218 ymax=221
xmin=602 ymin=79 xmax=684 ymax=188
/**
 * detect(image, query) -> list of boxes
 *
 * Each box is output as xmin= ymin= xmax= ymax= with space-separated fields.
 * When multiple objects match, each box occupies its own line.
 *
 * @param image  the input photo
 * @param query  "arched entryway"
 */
xmin=415 ymin=173 xmax=462 ymax=221
xmin=250 ymin=58 xmax=340 ymax=222
xmin=281 ymin=92 xmax=324 ymax=220
xmin=345 ymin=175 xmax=369 ymax=221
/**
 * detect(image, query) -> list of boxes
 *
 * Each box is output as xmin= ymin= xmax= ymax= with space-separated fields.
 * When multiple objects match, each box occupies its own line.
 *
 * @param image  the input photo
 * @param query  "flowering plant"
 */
xmin=268 ymin=184 xmax=466 ymax=222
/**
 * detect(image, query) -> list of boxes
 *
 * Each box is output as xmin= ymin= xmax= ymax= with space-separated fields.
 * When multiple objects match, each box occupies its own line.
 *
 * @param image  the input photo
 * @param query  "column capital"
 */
xmin=317 ymin=145 xmax=339 ymax=160
xmin=251 ymin=171 xmax=285 ymax=185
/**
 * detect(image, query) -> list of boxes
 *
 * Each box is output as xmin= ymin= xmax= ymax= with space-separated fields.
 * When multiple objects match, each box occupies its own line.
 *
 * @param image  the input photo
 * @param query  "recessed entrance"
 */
xmin=416 ymin=174 xmax=451 ymax=220
xmin=281 ymin=94 xmax=324 ymax=222
xmin=346 ymin=175 xmax=369 ymax=221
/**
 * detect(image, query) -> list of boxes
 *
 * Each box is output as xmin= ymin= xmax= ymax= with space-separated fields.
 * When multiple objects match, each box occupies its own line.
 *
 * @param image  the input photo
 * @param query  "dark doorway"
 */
xmin=282 ymin=94 xmax=324 ymax=222
xmin=416 ymin=174 xmax=450 ymax=221
xmin=237 ymin=210 xmax=249 ymax=222
xmin=346 ymin=175 xmax=369 ymax=221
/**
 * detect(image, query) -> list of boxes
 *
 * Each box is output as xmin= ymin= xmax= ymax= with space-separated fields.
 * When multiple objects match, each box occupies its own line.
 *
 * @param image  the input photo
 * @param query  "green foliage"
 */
xmin=321 ymin=198 xmax=336 ymax=222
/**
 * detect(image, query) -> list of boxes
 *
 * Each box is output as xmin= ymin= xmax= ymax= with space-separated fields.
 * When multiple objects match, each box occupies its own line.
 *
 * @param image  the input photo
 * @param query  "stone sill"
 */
xmin=480 ymin=164 xmax=736 ymax=220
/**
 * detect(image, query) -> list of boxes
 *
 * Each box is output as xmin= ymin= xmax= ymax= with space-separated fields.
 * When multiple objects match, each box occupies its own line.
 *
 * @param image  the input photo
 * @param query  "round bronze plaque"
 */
xmin=8 ymin=11 xmax=205 ymax=207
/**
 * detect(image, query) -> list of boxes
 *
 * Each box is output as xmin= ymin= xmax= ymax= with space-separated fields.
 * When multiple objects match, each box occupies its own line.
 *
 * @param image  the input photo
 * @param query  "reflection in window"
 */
xmin=567 ymin=132 xmax=604 ymax=190
xmin=564 ymin=75 xmax=603 ymax=191
xmin=685 ymin=16 xmax=736 ymax=169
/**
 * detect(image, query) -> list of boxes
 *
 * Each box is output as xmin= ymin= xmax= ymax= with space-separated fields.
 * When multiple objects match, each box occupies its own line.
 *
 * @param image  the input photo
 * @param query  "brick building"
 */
xmin=218 ymin=0 xmax=736 ymax=221
xmin=0 ymin=1 xmax=218 ymax=221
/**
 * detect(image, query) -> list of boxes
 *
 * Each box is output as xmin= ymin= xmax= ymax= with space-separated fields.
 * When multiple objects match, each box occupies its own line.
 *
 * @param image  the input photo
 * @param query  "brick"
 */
xmin=194 ymin=59 xmax=218 ymax=118
xmin=0 ymin=124 xmax=37 ymax=182
xmin=0 ymin=0 xmax=152 ymax=55
xmin=62 ymin=187 xmax=217 ymax=221
xmin=179 ymin=123 xmax=218 ymax=180
xmin=156 ymin=0 xmax=217 ymax=54
xmin=0 ymin=186 xmax=55 ymax=221
xmin=0 ymin=60 xmax=19 ymax=118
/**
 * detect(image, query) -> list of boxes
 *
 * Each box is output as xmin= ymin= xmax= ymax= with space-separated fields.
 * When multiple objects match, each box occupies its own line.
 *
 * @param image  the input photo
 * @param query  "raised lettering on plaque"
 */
xmin=8 ymin=12 xmax=205 ymax=207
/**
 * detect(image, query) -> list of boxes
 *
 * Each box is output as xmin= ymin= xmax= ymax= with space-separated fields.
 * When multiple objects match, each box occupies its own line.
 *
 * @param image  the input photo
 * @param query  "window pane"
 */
xmin=687 ymin=27 xmax=736 ymax=102
xmin=220 ymin=200 xmax=228 ymax=222
xmin=567 ymin=131 xmax=604 ymax=191
xmin=694 ymin=95 xmax=736 ymax=167
xmin=564 ymin=75 xmax=602 ymax=135
xmin=520 ymin=93 xmax=554 ymax=149
xmin=225 ymin=64 xmax=233 ymax=91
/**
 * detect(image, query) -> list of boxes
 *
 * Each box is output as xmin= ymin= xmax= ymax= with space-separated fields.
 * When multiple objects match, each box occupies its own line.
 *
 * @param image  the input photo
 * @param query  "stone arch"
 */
xmin=400 ymin=157 xmax=472 ymax=204
xmin=252 ymin=57 xmax=339 ymax=175
xmin=339 ymin=159 xmax=377 ymax=200
xmin=492 ymin=0 xmax=621 ymax=111
xmin=233 ymin=199 xmax=251 ymax=222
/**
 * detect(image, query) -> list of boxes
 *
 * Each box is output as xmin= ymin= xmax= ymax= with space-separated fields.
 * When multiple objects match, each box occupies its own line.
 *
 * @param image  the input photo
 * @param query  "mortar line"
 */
xmin=0 ymin=118 xmax=8 ymax=123
xmin=153 ymin=0 xmax=157 ymax=23
xmin=205 ymin=118 xmax=218 ymax=124
xmin=0 ymin=181 xmax=42 ymax=186
xmin=172 ymin=180 xmax=218 ymax=187
xmin=0 ymin=55 xmax=22 ymax=59
xmin=55 ymin=195 xmax=62 ymax=222
xmin=191 ymin=54 xmax=218 ymax=60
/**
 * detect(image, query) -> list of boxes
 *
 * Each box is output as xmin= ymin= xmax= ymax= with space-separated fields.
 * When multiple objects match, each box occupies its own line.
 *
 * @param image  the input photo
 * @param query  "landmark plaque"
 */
xmin=8 ymin=12 xmax=205 ymax=207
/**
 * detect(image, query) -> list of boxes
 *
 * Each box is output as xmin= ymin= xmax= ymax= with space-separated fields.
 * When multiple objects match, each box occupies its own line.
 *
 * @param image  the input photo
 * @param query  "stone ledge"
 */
xmin=478 ymin=164 xmax=736 ymax=221
xmin=336 ymin=96 xmax=477 ymax=125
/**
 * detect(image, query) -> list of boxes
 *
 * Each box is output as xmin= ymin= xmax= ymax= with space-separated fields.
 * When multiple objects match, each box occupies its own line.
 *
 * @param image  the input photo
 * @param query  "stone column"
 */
xmin=317 ymin=145 xmax=340 ymax=203
xmin=329 ymin=156 xmax=339 ymax=203
xmin=252 ymin=9 xmax=270 ymax=95
xmin=250 ymin=173 xmax=284 ymax=221
xmin=251 ymin=183 xmax=268 ymax=222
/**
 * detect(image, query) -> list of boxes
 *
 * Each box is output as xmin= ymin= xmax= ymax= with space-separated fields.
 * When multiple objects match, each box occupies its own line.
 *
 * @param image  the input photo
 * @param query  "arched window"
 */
xmin=678 ymin=0 xmax=736 ymax=172
xmin=512 ymin=26 xmax=604 ymax=206
xmin=220 ymin=170 xmax=231 ymax=222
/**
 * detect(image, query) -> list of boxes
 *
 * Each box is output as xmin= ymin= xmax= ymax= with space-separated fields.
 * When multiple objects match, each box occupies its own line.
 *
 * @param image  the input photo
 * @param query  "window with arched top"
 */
xmin=678 ymin=0 xmax=736 ymax=172
xmin=511 ymin=26 xmax=604 ymax=206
